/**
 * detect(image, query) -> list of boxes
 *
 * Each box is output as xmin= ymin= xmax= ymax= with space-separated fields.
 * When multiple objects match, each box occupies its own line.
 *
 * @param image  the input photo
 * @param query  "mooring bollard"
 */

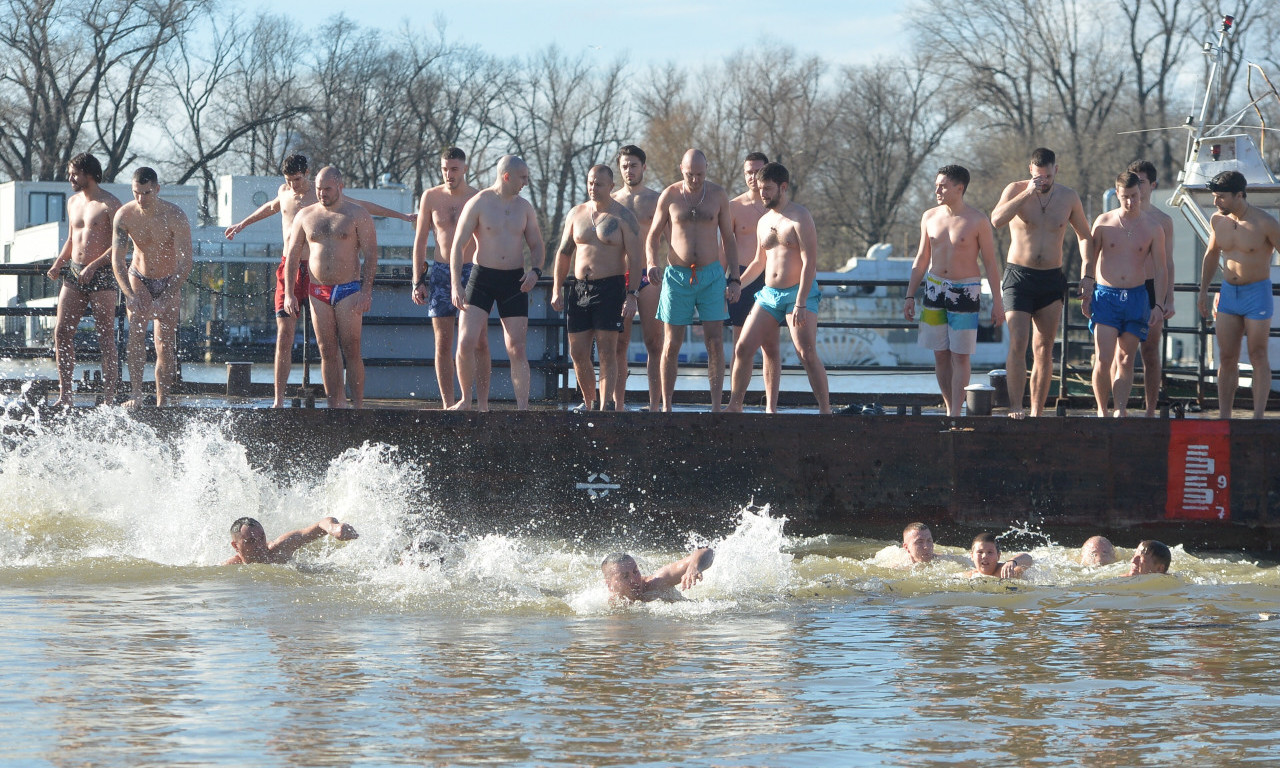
xmin=226 ymin=362 xmax=252 ymax=398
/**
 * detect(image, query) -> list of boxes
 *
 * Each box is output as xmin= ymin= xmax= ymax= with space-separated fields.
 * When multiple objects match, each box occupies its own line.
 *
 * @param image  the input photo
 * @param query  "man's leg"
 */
xmin=52 ymin=284 xmax=90 ymax=406
xmin=949 ymin=351 xmax=971 ymax=417
xmin=123 ymin=301 xmax=151 ymax=407
xmin=1215 ymin=314 xmax=1245 ymax=419
xmin=1004 ymin=310 xmax=1032 ymax=418
xmin=597 ymin=329 xmax=621 ymax=410
xmin=604 ymin=313 xmax=631 ymax=410
xmin=452 ymin=306 xmax=488 ymax=411
xmin=1244 ymin=317 xmax=1271 ymax=418
xmin=762 ymin=325 xmax=781 ymax=413
xmin=567 ymin=330 xmax=597 ymax=409
xmin=499 ymin=315 xmax=530 ymax=410
xmin=1139 ymin=312 xmax=1164 ymax=417
xmin=660 ymin=323 xmax=685 ymax=413
xmin=1092 ymin=325 xmax=1119 ymax=417
xmin=334 ymin=294 xmax=366 ymax=408
xmin=789 ymin=310 xmax=831 ymax=414
xmin=728 ymin=307 xmax=775 ymax=412
xmin=308 ymin=298 xmax=348 ymax=408
xmin=432 ymin=316 xmax=457 ymax=408
xmin=703 ymin=320 xmax=726 ymax=413
xmin=638 ymin=285 xmax=663 ymax=410
xmin=933 ymin=350 xmax=954 ymax=415
xmin=153 ymin=297 xmax=182 ymax=407
xmin=89 ymin=289 xmax=119 ymax=402
xmin=1028 ymin=301 xmax=1062 ymax=417
xmin=1110 ymin=332 xmax=1141 ymax=417
xmin=273 ymin=313 xmax=298 ymax=408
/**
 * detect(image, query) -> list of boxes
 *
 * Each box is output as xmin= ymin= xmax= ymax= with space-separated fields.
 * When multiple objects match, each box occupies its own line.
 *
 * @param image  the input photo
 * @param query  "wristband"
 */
xmin=415 ymin=275 xmax=427 ymax=289
xmin=727 ymin=277 xmax=741 ymax=285
xmin=1154 ymin=304 xmax=1164 ymax=312
xmin=627 ymin=289 xmax=638 ymax=296
xmin=531 ymin=267 xmax=543 ymax=278
xmin=1081 ymin=275 xmax=1095 ymax=282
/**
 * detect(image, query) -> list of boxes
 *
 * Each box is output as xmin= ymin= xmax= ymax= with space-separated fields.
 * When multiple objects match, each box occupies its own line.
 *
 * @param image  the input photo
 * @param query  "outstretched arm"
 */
xmin=1000 ymin=552 xmax=1033 ymax=579
xmin=268 ymin=517 xmax=359 ymax=562
xmin=224 ymin=197 xmax=281 ymax=240
xmin=349 ymin=196 xmax=416 ymax=224
xmin=648 ymin=547 xmax=715 ymax=592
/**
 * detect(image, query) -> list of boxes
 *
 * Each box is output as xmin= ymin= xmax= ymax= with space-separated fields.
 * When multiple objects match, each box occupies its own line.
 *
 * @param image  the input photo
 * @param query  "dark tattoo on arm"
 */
xmin=114 ymin=224 xmax=130 ymax=252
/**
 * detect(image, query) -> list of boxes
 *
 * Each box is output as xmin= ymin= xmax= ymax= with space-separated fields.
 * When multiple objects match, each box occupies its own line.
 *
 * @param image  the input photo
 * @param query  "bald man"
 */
xmin=450 ymin=155 xmax=546 ymax=410
xmin=283 ymin=166 xmax=378 ymax=409
xmin=647 ymin=149 xmax=740 ymax=412
xmin=1079 ymin=535 xmax=1117 ymax=566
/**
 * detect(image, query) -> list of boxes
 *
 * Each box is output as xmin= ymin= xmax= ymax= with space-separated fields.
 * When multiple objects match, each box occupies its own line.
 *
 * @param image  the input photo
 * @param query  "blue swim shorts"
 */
xmin=427 ymin=261 xmax=472 ymax=318
xmin=1216 ymin=278 xmax=1274 ymax=320
xmin=1089 ymin=283 xmax=1150 ymax=341
xmin=918 ymin=272 xmax=981 ymax=354
xmin=755 ymin=282 xmax=821 ymax=325
xmin=656 ymin=261 xmax=728 ymax=325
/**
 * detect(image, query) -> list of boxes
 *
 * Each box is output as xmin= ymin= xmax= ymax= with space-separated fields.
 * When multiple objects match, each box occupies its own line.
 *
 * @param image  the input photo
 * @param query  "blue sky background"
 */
xmin=280 ymin=0 xmax=909 ymax=66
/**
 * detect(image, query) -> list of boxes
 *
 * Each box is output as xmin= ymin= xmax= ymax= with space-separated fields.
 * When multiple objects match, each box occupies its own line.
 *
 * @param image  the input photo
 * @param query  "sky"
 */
xmin=274 ymin=0 xmax=910 ymax=67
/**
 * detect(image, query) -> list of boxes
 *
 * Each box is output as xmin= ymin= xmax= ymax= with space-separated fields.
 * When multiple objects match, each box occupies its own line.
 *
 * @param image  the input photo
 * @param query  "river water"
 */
xmin=1 ymin=406 xmax=1278 ymax=766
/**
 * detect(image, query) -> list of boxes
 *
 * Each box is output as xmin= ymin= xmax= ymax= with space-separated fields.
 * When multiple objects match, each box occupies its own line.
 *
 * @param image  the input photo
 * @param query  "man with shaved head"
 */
xmin=552 ymin=164 xmax=644 ymax=410
xmin=283 ymin=166 xmax=379 ymax=408
xmin=450 ymin=154 xmax=545 ymax=410
xmin=1079 ymin=535 xmax=1117 ymax=566
xmin=647 ymin=148 xmax=740 ymax=411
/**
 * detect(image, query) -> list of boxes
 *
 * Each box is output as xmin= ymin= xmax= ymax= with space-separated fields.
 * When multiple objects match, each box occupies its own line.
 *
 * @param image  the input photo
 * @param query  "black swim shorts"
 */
xmin=466 ymin=265 xmax=529 ymax=318
xmin=1002 ymin=264 xmax=1067 ymax=314
xmin=564 ymin=274 xmax=626 ymax=334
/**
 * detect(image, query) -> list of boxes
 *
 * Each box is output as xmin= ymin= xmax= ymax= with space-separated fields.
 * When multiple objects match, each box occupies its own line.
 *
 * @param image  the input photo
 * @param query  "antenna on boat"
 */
xmin=1191 ymin=15 xmax=1235 ymax=146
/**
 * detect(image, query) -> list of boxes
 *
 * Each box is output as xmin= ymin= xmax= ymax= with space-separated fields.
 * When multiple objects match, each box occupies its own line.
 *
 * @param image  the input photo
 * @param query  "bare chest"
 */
xmin=307 ymin=211 xmax=356 ymax=242
xmin=575 ymin=211 xmax=623 ymax=247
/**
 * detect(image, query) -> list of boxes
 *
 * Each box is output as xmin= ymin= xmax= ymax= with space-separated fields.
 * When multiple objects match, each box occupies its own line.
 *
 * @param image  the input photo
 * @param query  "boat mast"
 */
xmin=1191 ymin=14 xmax=1235 ymax=147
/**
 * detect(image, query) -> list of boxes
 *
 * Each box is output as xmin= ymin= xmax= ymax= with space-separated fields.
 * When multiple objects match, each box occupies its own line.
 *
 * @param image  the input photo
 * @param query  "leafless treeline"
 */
xmin=2 ymin=0 xmax=1279 ymax=265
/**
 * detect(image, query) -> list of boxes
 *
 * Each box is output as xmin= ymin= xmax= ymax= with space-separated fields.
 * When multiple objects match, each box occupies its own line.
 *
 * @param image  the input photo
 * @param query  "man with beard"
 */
xmin=728 ymin=152 xmax=780 ymax=410
xmin=45 ymin=153 xmax=122 ymax=406
xmin=727 ymin=162 xmax=830 ymax=413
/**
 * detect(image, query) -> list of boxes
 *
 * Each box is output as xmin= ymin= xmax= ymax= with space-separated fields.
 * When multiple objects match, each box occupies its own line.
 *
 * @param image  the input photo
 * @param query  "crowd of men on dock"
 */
xmin=45 ymin=145 xmax=1280 ymax=418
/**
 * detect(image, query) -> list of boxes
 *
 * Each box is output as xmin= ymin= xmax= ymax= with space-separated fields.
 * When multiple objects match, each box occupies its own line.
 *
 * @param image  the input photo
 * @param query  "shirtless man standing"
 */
xmin=411 ymin=147 xmax=490 ymax=408
xmin=551 ymin=165 xmax=643 ymax=410
xmin=608 ymin=145 xmax=663 ymax=411
xmin=1128 ymin=160 xmax=1176 ymax=417
xmin=282 ymin=167 xmax=378 ymax=409
xmin=647 ymin=149 xmax=741 ymax=412
xmin=450 ymin=155 xmax=545 ymax=411
xmin=46 ymin=153 xmax=122 ymax=406
xmin=111 ymin=167 xmax=192 ymax=408
xmin=1197 ymin=171 xmax=1280 ymax=418
xmin=224 ymin=153 xmax=414 ymax=408
xmin=905 ymin=165 xmax=1005 ymax=417
xmin=1082 ymin=171 xmax=1167 ymax=417
xmin=727 ymin=162 xmax=830 ymax=413
xmin=727 ymin=151 xmax=782 ymax=411
xmin=990 ymin=148 xmax=1090 ymax=418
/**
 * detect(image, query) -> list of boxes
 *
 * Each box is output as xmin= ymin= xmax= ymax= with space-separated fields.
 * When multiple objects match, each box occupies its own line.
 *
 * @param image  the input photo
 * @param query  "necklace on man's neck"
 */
xmin=682 ymin=183 xmax=707 ymax=211
xmin=1117 ymin=214 xmax=1135 ymax=238
xmin=1036 ymin=187 xmax=1054 ymax=214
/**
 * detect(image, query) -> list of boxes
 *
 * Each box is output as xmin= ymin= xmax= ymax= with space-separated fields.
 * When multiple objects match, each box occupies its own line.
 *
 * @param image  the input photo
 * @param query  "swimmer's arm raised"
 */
xmin=989 ymin=181 xmax=1029 ymax=229
xmin=649 ymin=547 xmax=715 ymax=592
xmin=269 ymin=517 xmax=359 ymax=563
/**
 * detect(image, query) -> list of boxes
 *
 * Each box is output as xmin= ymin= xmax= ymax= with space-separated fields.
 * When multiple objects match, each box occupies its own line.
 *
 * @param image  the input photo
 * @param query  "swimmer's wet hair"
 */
xmin=937 ymin=164 xmax=970 ymax=191
xmin=971 ymin=532 xmax=999 ymax=552
xmin=617 ymin=145 xmax=646 ymax=165
xmin=230 ymin=517 xmax=261 ymax=535
xmin=757 ymin=162 xmax=789 ymax=187
xmin=1030 ymin=147 xmax=1056 ymax=167
xmin=68 ymin=153 xmax=102 ymax=183
xmin=1127 ymin=160 xmax=1158 ymax=185
xmin=1136 ymin=540 xmax=1172 ymax=572
xmin=132 ymin=166 xmax=158 ymax=186
xmin=601 ymin=552 xmax=634 ymax=570
xmin=282 ymin=154 xmax=308 ymax=176
xmin=442 ymin=147 xmax=466 ymax=162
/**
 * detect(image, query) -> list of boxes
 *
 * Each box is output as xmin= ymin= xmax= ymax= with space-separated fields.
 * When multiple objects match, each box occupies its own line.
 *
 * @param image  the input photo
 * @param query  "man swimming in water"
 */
xmin=1127 ymin=539 xmax=1171 ymax=576
xmin=1079 ymin=535 xmax=1117 ymax=566
xmin=964 ymin=532 xmax=1033 ymax=578
xmin=111 ymin=167 xmax=193 ymax=408
xmin=601 ymin=547 xmax=714 ymax=602
xmin=223 ymin=516 xmax=358 ymax=565
xmin=1197 ymin=171 xmax=1280 ymax=419
xmin=283 ymin=166 xmax=378 ymax=409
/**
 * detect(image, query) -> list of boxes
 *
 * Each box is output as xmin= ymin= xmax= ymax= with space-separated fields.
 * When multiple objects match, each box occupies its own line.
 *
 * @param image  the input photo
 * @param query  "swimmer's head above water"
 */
xmin=902 ymin=522 xmax=935 ymax=564
xmin=229 ymin=517 xmax=270 ymax=562
xmin=601 ymin=548 xmax=715 ymax=602
xmin=1080 ymin=535 xmax=1117 ymax=566
xmin=1128 ymin=540 xmax=1171 ymax=576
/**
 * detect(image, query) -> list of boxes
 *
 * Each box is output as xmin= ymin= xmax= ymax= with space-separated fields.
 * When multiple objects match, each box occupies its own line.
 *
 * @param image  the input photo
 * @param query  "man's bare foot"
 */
xmin=726 ymin=404 xmax=743 ymax=413
xmin=121 ymin=397 xmax=149 ymax=409
xmin=1113 ymin=409 xmax=1127 ymax=418
xmin=1008 ymin=410 xmax=1027 ymax=420
xmin=271 ymin=399 xmax=285 ymax=409
xmin=448 ymin=400 xmax=472 ymax=411
xmin=48 ymin=396 xmax=73 ymax=409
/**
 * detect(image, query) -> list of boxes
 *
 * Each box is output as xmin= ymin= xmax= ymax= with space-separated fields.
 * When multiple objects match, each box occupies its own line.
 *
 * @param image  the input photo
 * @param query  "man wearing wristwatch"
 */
xmin=551 ymin=165 xmax=644 ymax=411
xmin=1081 ymin=171 xmax=1166 ymax=418
xmin=647 ymin=148 xmax=741 ymax=412
xmin=450 ymin=155 xmax=546 ymax=410
xmin=410 ymin=147 xmax=490 ymax=409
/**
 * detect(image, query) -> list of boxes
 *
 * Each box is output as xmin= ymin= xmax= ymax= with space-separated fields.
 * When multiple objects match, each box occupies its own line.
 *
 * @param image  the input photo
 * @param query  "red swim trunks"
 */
xmin=275 ymin=258 xmax=310 ymax=318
